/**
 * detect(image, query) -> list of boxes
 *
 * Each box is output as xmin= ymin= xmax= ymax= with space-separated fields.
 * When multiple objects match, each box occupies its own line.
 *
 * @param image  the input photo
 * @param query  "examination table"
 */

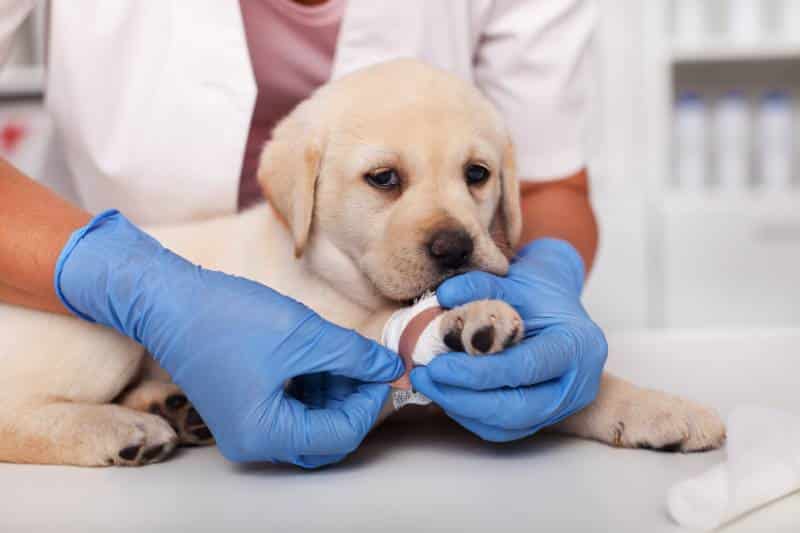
xmin=2 ymin=329 xmax=798 ymax=532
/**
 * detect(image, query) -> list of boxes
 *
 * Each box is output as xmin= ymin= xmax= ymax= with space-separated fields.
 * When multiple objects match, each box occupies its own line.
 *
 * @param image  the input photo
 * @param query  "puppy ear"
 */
xmin=491 ymin=140 xmax=522 ymax=255
xmin=258 ymin=106 xmax=324 ymax=258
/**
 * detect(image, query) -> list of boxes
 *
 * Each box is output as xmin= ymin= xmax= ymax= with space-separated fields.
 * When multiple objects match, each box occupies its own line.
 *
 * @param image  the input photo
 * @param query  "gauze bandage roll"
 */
xmin=381 ymin=292 xmax=448 ymax=409
xmin=668 ymin=406 xmax=800 ymax=530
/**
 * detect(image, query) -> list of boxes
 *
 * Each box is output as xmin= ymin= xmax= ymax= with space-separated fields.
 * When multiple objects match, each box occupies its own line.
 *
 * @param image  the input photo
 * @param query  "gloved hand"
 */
xmin=55 ymin=210 xmax=404 ymax=468
xmin=289 ymin=373 xmax=362 ymax=411
xmin=410 ymin=238 xmax=607 ymax=442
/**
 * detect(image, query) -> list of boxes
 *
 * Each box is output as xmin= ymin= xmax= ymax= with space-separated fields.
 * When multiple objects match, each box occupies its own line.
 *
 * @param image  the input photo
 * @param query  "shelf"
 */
xmin=671 ymin=42 xmax=800 ymax=64
xmin=0 ymin=65 xmax=44 ymax=98
xmin=660 ymin=189 xmax=800 ymax=214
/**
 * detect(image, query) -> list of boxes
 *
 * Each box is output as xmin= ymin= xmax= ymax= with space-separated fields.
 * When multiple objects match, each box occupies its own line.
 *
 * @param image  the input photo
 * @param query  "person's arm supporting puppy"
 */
xmin=0 ymin=159 xmax=91 ymax=313
xmin=516 ymin=169 xmax=598 ymax=273
xmin=410 ymin=169 xmax=608 ymax=441
xmin=1 ymin=161 xmax=403 ymax=468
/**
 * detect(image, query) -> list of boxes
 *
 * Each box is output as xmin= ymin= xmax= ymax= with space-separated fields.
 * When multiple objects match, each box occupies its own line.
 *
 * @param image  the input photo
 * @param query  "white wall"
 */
xmin=584 ymin=0 xmax=800 ymax=331
xmin=582 ymin=0 xmax=651 ymax=331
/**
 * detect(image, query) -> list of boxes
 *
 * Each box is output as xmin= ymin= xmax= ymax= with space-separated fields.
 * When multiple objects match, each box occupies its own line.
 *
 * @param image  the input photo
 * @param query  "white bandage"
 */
xmin=381 ymin=292 xmax=448 ymax=366
xmin=381 ymin=292 xmax=449 ymax=409
xmin=667 ymin=406 xmax=800 ymax=530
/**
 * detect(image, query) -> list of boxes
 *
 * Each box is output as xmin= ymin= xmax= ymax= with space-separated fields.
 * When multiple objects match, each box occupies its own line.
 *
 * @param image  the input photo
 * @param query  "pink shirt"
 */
xmin=238 ymin=0 xmax=345 ymax=209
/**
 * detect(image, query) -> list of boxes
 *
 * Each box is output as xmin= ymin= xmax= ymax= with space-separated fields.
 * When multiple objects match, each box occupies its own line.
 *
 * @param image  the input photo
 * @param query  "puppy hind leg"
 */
xmin=0 ymin=401 xmax=178 ymax=466
xmin=118 ymin=380 xmax=214 ymax=446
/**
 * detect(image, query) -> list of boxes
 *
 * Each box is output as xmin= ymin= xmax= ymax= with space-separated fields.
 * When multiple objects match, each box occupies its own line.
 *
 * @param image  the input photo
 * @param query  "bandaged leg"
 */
xmin=379 ymin=291 xmax=524 ymax=411
xmin=381 ymin=292 xmax=446 ymax=409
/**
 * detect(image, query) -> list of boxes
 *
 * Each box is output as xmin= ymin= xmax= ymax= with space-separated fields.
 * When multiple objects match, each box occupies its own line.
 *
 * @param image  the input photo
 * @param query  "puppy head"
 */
xmin=259 ymin=59 xmax=521 ymax=306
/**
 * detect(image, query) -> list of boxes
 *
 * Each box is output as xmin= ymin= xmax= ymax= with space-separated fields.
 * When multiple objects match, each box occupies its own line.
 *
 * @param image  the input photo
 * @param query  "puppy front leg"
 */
xmin=356 ymin=309 xmax=405 ymax=424
xmin=551 ymin=372 xmax=726 ymax=452
xmin=358 ymin=298 xmax=525 ymax=425
xmin=356 ymin=309 xmax=397 ymax=343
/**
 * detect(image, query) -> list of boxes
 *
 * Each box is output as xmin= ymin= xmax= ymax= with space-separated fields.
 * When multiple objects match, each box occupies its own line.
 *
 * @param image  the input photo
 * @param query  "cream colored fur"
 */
xmin=0 ymin=59 xmax=724 ymax=466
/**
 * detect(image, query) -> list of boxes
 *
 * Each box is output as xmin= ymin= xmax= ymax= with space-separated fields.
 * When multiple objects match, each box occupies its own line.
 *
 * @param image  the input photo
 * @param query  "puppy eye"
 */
xmin=365 ymin=168 xmax=401 ymax=190
xmin=465 ymin=164 xmax=490 ymax=186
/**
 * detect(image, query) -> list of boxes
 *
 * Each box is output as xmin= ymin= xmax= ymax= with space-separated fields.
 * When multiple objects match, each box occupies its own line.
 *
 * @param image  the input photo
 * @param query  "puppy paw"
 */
xmin=439 ymin=300 xmax=523 ymax=355
xmin=119 ymin=381 xmax=214 ymax=446
xmin=102 ymin=409 xmax=179 ymax=466
xmin=616 ymin=395 xmax=727 ymax=453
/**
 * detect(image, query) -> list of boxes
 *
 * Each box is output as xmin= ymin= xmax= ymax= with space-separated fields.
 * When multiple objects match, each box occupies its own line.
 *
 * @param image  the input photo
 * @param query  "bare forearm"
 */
xmin=0 ymin=159 xmax=90 ymax=312
xmin=518 ymin=168 xmax=598 ymax=274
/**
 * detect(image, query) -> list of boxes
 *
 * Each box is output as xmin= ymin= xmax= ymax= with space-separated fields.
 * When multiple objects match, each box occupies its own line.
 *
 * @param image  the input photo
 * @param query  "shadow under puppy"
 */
xmin=0 ymin=59 xmax=725 ymax=467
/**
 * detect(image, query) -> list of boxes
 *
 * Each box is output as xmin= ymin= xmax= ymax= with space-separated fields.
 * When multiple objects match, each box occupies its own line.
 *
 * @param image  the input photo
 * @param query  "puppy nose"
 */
xmin=427 ymin=229 xmax=474 ymax=270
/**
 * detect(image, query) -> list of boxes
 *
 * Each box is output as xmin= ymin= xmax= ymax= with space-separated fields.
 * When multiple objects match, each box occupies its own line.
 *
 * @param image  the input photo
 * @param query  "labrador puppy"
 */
xmin=0 ymin=59 xmax=725 ymax=466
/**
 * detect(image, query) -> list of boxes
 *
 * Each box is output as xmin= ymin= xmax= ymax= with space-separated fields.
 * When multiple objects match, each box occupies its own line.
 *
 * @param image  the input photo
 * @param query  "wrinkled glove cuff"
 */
xmin=54 ymin=209 xmax=167 ymax=339
xmin=516 ymin=238 xmax=586 ymax=295
xmin=54 ymin=209 xmax=122 ymax=322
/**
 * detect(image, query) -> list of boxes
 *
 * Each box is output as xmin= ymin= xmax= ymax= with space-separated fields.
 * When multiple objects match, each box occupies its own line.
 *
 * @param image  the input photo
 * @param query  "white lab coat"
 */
xmin=0 ymin=0 xmax=594 ymax=225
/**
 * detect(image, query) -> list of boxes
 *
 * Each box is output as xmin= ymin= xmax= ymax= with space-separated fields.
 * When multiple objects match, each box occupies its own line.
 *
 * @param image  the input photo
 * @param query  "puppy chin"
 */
xmin=365 ymin=254 xmax=510 ymax=303
xmin=375 ymin=267 xmax=490 ymax=304
xmin=374 ymin=280 xmax=439 ymax=304
xmin=364 ymin=269 xmax=439 ymax=304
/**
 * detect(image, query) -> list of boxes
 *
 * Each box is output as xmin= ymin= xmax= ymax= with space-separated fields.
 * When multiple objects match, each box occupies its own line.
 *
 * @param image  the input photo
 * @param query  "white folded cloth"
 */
xmin=668 ymin=406 xmax=800 ymax=530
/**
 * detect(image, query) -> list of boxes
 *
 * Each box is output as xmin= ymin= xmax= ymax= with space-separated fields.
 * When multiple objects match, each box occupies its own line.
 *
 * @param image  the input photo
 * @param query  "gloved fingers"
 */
xmin=293 ymin=374 xmax=362 ymax=411
xmin=288 ymin=373 xmax=326 ymax=407
xmin=436 ymin=271 xmax=513 ymax=309
xmin=290 ymin=373 xmax=361 ymax=405
xmin=446 ymin=412 xmax=539 ymax=443
xmin=289 ymin=382 xmax=390 ymax=457
xmin=424 ymin=328 xmax=575 ymax=390
xmin=517 ymin=238 xmax=586 ymax=295
xmin=410 ymin=367 xmax=567 ymax=430
xmin=320 ymin=375 xmax=362 ymax=405
xmin=310 ymin=326 xmax=405 ymax=384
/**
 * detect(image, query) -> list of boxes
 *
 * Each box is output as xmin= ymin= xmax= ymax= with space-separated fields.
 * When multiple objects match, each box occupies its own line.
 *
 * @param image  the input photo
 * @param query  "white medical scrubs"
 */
xmin=0 ymin=0 xmax=594 ymax=225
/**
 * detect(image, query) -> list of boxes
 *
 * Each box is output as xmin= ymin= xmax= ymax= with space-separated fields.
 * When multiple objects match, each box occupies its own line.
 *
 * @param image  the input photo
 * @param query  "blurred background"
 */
xmin=1 ymin=1 xmax=798 ymax=332
xmin=583 ymin=0 xmax=799 ymax=332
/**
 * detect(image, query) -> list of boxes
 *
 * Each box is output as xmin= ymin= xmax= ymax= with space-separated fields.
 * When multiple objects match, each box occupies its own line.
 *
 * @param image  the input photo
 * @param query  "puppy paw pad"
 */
xmin=443 ymin=328 xmax=465 ymax=352
xmin=439 ymin=300 xmax=523 ymax=356
xmin=142 ymin=444 xmax=165 ymax=461
xmin=165 ymin=394 xmax=188 ymax=410
xmin=118 ymin=444 xmax=142 ymax=461
xmin=470 ymin=325 xmax=495 ymax=353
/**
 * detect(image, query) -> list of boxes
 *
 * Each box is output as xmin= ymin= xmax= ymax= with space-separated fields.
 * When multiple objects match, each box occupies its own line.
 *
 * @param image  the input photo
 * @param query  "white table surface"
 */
xmin=3 ymin=329 xmax=799 ymax=533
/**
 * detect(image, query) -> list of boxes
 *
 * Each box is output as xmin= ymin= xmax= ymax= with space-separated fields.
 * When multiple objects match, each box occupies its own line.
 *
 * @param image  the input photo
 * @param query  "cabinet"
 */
xmin=642 ymin=0 xmax=800 ymax=327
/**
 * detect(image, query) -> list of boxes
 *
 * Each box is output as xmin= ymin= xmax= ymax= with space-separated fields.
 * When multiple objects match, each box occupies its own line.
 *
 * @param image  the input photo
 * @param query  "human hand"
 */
xmin=289 ymin=373 xmax=364 ymax=412
xmin=55 ymin=211 xmax=404 ymax=468
xmin=410 ymin=238 xmax=607 ymax=442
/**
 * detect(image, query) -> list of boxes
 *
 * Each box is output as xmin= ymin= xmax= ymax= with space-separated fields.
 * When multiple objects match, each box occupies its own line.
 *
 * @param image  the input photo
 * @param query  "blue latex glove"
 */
xmin=410 ymin=238 xmax=607 ymax=442
xmin=289 ymin=373 xmax=361 ymax=411
xmin=55 ymin=211 xmax=404 ymax=468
